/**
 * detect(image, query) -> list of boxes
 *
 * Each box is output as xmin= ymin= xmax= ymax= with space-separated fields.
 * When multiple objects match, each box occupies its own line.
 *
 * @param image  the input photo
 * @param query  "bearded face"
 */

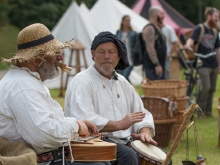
xmin=156 ymin=10 xmax=164 ymax=27
xmin=37 ymin=57 xmax=61 ymax=81
xmin=157 ymin=15 xmax=164 ymax=26
xmin=208 ymin=11 xmax=219 ymax=29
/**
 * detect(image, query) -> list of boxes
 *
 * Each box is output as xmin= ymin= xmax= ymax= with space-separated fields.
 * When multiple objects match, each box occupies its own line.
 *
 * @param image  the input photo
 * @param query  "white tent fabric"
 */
xmin=79 ymin=2 xmax=90 ymax=13
xmin=44 ymin=1 xmax=98 ymax=89
xmin=44 ymin=0 xmax=148 ymax=89
xmin=90 ymin=0 xmax=149 ymax=33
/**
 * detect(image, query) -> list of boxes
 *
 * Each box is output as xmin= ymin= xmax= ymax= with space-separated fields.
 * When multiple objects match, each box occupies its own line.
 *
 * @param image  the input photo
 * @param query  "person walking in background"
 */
xmin=116 ymin=15 xmax=136 ymax=82
xmin=142 ymin=6 xmax=167 ymax=80
xmin=162 ymin=24 xmax=178 ymax=79
xmin=184 ymin=7 xmax=220 ymax=118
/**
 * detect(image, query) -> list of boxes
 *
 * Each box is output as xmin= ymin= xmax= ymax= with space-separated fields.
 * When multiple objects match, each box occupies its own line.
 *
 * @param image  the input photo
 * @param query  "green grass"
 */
xmin=0 ymin=24 xmax=20 ymax=69
xmin=50 ymin=75 xmax=220 ymax=165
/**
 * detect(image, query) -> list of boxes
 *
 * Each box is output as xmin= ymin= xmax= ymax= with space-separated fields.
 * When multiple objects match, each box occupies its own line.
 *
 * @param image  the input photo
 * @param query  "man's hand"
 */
xmin=118 ymin=112 xmax=145 ymax=130
xmin=131 ymin=127 xmax=157 ymax=145
xmin=131 ymin=133 xmax=157 ymax=146
xmin=82 ymin=120 xmax=99 ymax=135
xmin=76 ymin=120 xmax=89 ymax=138
xmin=155 ymin=65 xmax=163 ymax=77
xmin=183 ymin=44 xmax=193 ymax=51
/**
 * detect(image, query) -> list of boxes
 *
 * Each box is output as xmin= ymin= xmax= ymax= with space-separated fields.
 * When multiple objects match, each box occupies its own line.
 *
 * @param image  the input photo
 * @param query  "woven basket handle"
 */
xmin=166 ymin=94 xmax=176 ymax=102
xmin=177 ymin=80 xmax=188 ymax=88
xmin=141 ymin=77 xmax=152 ymax=85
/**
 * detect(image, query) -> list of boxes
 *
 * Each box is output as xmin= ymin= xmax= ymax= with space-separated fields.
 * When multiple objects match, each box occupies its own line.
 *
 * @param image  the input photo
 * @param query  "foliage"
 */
xmin=0 ymin=24 xmax=19 ymax=69
xmin=166 ymin=0 xmax=220 ymax=24
xmin=2 ymin=0 xmax=220 ymax=29
xmin=75 ymin=0 xmax=96 ymax=9
xmin=7 ymin=0 xmax=72 ymax=30
xmin=0 ymin=0 xmax=9 ymax=25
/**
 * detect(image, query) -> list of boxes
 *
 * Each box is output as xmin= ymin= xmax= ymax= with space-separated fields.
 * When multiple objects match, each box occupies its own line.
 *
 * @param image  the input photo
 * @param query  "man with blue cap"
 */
xmin=64 ymin=31 xmax=156 ymax=165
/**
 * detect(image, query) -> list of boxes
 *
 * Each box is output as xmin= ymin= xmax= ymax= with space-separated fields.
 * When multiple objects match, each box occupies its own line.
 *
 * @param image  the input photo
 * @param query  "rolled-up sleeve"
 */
xmin=130 ymin=88 xmax=155 ymax=136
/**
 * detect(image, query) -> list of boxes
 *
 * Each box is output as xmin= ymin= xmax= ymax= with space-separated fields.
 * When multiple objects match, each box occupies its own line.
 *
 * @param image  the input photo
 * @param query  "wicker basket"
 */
xmin=141 ymin=96 xmax=173 ymax=120
xmin=176 ymin=96 xmax=189 ymax=111
xmin=173 ymin=110 xmax=186 ymax=124
xmin=153 ymin=119 xmax=176 ymax=148
xmin=141 ymin=78 xmax=188 ymax=97
xmin=170 ymin=123 xmax=184 ymax=140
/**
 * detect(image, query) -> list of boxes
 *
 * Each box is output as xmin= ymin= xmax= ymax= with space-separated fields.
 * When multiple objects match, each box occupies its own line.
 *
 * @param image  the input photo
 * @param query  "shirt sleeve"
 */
xmin=10 ymin=89 xmax=79 ymax=150
xmin=169 ymin=26 xmax=178 ymax=43
xmin=127 ymin=84 xmax=155 ymax=136
xmin=64 ymin=85 xmax=109 ymax=131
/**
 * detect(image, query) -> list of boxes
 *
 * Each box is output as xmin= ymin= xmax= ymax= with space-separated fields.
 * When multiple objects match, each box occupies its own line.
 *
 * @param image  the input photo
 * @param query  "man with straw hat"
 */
xmin=0 ymin=23 xmax=106 ymax=165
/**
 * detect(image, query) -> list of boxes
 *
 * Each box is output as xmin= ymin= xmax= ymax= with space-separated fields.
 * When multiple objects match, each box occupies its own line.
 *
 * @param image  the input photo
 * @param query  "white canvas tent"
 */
xmin=90 ymin=0 xmax=149 ymax=33
xmin=44 ymin=1 xmax=99 ymax=89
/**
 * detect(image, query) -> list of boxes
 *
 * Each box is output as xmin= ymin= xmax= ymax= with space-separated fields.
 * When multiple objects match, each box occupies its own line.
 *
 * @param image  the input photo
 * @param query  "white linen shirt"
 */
xmin=0 ymin=66 xmax=79 ymax=154
xmin=64 ymin=66 xmax=155 ymax=143
xmin=162 ymin=24 xmax=178 ymax=55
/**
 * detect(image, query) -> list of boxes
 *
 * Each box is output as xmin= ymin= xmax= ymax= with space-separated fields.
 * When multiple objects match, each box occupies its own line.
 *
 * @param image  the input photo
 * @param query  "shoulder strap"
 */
xmin=150 ymin=23 xmax=165 ymax=41
xmin=194 ymin=24 xmax=204 ymax=52
xmin=212 ymin=28 xmax=218 ymax=40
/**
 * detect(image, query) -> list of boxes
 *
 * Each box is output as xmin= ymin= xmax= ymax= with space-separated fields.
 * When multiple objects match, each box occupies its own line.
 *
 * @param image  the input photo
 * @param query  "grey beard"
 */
xmin=37 ymin=61 xmax=60 ymax=81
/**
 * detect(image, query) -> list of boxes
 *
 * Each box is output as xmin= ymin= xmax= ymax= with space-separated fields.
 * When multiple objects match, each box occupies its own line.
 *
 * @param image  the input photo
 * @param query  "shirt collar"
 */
xmin=10 ymin=65 xmax=41 ymax=80
xmin=91 ymin=65 xmax=118 ymax=81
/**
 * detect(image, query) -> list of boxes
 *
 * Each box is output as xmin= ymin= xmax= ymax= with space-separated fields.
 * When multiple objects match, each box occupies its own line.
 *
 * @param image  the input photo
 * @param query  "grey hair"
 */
xmin=149 ymin=6 xmax=162 ymax=18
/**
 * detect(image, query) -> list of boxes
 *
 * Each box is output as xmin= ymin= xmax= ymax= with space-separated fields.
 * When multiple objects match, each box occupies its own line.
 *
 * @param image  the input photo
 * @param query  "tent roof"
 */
xmin=90 ymin=0 xmax=149 ymax=33
xmin=44 ymin=1 xmax=99 ymax=89
xmin=132 ymin=0 xmax=195 ymax=34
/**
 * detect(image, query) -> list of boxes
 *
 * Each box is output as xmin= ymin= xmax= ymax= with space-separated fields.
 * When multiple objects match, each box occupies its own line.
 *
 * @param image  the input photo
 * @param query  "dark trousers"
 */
xmin=144 ymin=68 xmax=165 ymax=80
xmin=111 ymin=143 xmax=140 ymax=165
xmin=197 ymin=67 xmax=218 ymax=116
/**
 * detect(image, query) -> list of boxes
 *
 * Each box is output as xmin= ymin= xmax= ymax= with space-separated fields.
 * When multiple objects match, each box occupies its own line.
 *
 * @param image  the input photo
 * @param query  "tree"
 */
xmin=0 ymin=0 xmax=9 ymax=26
xmin=7 ymin=0 xmax=72 ymax=30
xmin=75 ymin=0 xmax=96 ymax=9
xmin=163 ymin=0 xmax=220 ymax=24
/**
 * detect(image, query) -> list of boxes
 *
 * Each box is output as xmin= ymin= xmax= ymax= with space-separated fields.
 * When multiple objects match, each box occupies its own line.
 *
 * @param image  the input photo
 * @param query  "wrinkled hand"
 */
xmin=155 ymin=65 xmax=163 ymax=77
xmin=82 ymin=120 xmax=99 ymax=135
xmin=118 ymin=112 xmax=145 ymax=130
xmin=76 ymin=120 xmax=89 ymax=138
xmin=131 ymin=133 xmax=158 ymax=146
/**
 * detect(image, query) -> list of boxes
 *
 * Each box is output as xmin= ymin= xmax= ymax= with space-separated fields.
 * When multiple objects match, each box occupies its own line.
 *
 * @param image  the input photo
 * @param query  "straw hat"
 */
xmin=2 ymin=23 xmax=74 ymax=64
